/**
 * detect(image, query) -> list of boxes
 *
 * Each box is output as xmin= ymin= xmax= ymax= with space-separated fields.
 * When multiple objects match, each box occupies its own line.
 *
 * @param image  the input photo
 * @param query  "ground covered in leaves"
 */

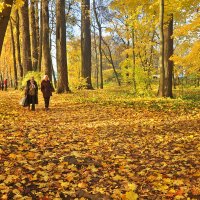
xmin=0 ymin=89 xmax=200 ymax=199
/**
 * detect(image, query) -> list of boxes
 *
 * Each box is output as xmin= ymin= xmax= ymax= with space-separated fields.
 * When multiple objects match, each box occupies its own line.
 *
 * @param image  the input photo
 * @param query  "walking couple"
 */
xmin=25 ymin=75 xmax=54 ymax=111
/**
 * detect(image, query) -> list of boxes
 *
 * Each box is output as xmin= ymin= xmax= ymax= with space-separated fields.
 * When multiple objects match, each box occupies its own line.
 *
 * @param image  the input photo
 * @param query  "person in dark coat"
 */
xmin=41 ymin=75 xmax=54 ymax=111
xmin=25 ymin=76 xmax=38 ymax=111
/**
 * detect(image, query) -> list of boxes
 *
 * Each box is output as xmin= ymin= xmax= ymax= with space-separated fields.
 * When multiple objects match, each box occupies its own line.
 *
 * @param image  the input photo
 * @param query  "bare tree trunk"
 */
xmin=93 ymin=25 xmax=99 ymax=88
xmin=158 ymin=0 xmax=165 ymax=97
xmin=102 ymin=38 xmax=121 ymax=86
xmin=19 ymin=0 xmax=32 ymax=75
xmin=0 ymin=0 xmax=14 ymax=55
xmin=10 ymin=19 xmax=18 ymax=89
xmin=81 ymin=0 xmax=93 ymax=89
xmin=37 ymin=0 xmax=42 ymax=72
xmin=14 ymin=9 xmax=23 ymax=78
xmin=164 ymin=14 xmax=173 ymax=98
xmin=42 ymin=0 xmax=52 ymax=79
xmin=56 ymin=0 xmax=70 ymax=93
xmin=131 ymin=29 xmax=137 ymax=94
xmin=30 ymin=0 xmax=38 ymax=71
xmin=49 ymin=2 xmax=57 ymax=88
xmin=93 ymin=0 xmax=103 ymax=89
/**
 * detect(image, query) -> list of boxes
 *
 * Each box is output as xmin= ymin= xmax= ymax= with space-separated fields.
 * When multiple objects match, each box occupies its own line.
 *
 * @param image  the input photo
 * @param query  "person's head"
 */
xmin=30 ymin=76 xmax=34 ymax=81
xmin=43 ymin=75 xmax=49 ymax=81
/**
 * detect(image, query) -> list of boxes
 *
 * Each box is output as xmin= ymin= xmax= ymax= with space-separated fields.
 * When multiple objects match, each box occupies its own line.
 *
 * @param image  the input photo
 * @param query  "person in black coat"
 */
xmin=41 ymin=75 xmax=54 ymax=111
xmin=25 ymin=76 xmax=38 ymax=111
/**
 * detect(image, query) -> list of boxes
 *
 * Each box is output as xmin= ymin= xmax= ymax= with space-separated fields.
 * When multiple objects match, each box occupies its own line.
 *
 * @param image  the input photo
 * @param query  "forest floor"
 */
xmin=0 ymin=89 xmax=200 ymax=200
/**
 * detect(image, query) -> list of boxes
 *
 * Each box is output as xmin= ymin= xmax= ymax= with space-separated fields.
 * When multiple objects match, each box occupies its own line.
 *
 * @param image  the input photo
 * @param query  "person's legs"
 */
xmin=44 ymin=97 xmax=50 ymax=110
xmin=31 ymin=96 xmax=35 ymax=111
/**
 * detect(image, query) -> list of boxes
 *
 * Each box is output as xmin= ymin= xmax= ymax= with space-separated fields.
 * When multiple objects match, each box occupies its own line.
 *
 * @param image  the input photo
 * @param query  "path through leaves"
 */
xmin=0 ymin=91 xmax=200 ymax=199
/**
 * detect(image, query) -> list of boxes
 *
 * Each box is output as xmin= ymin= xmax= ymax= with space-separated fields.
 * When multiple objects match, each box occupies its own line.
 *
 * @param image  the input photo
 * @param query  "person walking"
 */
xmin=41 ymin=75 xmax=54 ymax=111
xmin=25 ymin=76 xmax=38 ymax=111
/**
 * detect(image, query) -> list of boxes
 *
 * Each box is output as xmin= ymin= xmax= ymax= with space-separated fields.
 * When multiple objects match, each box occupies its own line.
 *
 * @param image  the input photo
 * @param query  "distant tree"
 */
xmin=93 ymin=0 xmax=103 ymax=89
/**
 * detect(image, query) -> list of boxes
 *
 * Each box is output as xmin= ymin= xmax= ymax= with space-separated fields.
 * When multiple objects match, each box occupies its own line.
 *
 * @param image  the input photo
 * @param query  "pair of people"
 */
xmin=25 ymin=75 xmax=54 ymax=111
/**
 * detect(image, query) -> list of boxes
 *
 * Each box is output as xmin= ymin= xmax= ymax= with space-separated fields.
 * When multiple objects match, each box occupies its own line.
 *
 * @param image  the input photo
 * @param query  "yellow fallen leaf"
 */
xmin=8 ymin=153 xmax=17 ymax=159
xmin=113 ymin=175 xmax=123 ymax=181
xmin=61 ymin=181 xmax=69 ymax=188
xmin=128 ymin=183 xmax=137 ymax=191
xmin=78 ymin=182 xmax=87 ymax=189
xmin=125 ymin=191 xmax=138 ymax=200
xmin=0 ymin=175 xmax=5 ymax=181
xmin=66 ymin=172 xmax=75 ymax=182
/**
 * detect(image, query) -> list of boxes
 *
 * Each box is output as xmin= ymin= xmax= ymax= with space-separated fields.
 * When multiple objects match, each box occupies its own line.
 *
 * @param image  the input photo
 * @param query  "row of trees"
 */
xmin=0 ymin=0 xmax=92 ymax=93
xmin=0 ymin=0 xmax=199 ymax=97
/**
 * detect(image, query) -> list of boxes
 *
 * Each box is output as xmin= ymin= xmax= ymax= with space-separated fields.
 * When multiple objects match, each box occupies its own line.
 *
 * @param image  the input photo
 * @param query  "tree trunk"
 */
xmin=81 ymin=0 xmax=93 ymax=89
xmin=37 ymin=0 xmax=42 ymax=72
xmin=14 ymin=9 xmax=23 ymax=78
xmin=10 ymin=19 xmax=18 ymax=89
xmin=93 ymin=0 xmax=103 ymax=89
xmin=164 ymin=14 xmax=173 ymax=98
xmin=19 ymin=0 xmax=32 ymax=75
xmin=158 ymin=0 xmax=165 ymax=97
xmin=0 ymin=0 xmax=14 ymax=55
xmin=56 ymin=0 xmax=70 ymax=93
xmin=131 ymin=29 xmax=137 ymax=94
xmin=102 ymin=38 xmax=121 ymax=86
xmin=93 ymin=25 xmax=99 ymax=88
xmin=30 ymin=0 xmax=38 ymax=71
xmin=42 ymin=0 xmax=52 ymax=79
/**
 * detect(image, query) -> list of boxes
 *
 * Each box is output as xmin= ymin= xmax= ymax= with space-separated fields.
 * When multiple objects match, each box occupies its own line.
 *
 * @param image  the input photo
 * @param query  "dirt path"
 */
xmin=0 ymin=91 xmax=200 ymax=199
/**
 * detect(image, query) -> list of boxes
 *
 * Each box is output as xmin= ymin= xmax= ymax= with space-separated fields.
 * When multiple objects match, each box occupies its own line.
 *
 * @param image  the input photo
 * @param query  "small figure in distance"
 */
xmin=4 ymin=79 xmax=7 ymax=91
xmin=41 ymin=75 xmax=54 ymax=111
xmin=25 ymin=76 xmax=38 ymax=111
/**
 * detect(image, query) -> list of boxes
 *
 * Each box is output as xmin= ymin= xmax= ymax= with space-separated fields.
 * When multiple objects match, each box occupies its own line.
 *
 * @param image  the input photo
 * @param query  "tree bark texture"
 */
xmin=42 ymin=0 xmax=52 ymax=79
xmin=81 ymin=0 xmax=93 ymax=89
xmin=19 ymin=0 xmax=32 ymax=75
xmin=30 ymin=0 xmax=38 ymax=71
xmin=56 ymin=0 xmax=70 ymax=93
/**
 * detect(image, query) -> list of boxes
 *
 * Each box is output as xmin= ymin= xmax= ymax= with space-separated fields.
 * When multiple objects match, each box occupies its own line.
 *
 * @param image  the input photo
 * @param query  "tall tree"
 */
xmin=14 ymin=9 xmax=23 ymax=78
xmin=0 ymin=0 xmax=14 ymax=55
xmin=42 ymin=0 xmax=52 ymax=79
xmin=37 ymin=0 xmax=43 ymax=72
xmin=30 ymin=0 xmax=38 ymax=71
xmin=81 ymin=0 xmax=93 ymax=89
xmin=93 ymin=0 xmax=103 ymax=89
xmin=10 ymin=19 xmax=17 ymax=88
xmin=158 ymin=0 xmax=165 ymax=97
xmin=56 ymin=0 xmax=70 ymax=93
xmin=164 ymin=14 xmax=173 ymax=98
xmin=19 ymin=0 xmax=32 ymax=75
